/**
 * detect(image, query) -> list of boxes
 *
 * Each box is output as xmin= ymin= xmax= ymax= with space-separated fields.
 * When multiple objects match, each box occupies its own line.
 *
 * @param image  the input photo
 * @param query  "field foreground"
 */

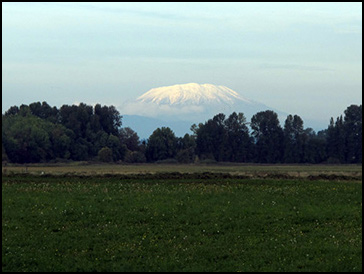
xmin=2 ymin=168 xmax=362 ymax=272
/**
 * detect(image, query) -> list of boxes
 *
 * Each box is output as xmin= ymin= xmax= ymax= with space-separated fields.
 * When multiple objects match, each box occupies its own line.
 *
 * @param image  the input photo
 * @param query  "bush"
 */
xmin=155 ymin=158 xmax=178 ymax=164
xmin=176 ymin=148 xmax=195 ymax=164
xmin=98 ymin=147 xmax=113 ymax=162
xmin=124 ymin=150 xmax=146 ymax=163
xmin=199 ymin=158 xmax=217 ymax=164
xmin=326 ymin=157 xmax=341 ymax=164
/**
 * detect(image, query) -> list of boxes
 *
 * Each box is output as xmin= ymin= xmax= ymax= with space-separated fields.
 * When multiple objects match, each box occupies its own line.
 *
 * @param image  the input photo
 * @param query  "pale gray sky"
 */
xmin=2 ymin=2 xmax=362 ymax=128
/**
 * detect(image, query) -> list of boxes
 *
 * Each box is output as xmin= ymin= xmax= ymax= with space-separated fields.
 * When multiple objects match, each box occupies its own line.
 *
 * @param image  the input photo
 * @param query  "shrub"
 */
xmin=124 ymin=150 xmax=146 ymax=163
xmin=98 ymin=147 xmax=113 ymax=162
xmin=155 ymin=158 xmax=178 ymax=164
xmin=176 ymin=148 xmax=195 ymax=163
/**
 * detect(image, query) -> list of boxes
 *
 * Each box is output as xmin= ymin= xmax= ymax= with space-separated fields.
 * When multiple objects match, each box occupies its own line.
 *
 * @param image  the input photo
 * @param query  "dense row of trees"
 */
xmin=2 ymin=101 xmax=362 ymax=164
xmin=2 ymin=102 xmax=128 ymax=163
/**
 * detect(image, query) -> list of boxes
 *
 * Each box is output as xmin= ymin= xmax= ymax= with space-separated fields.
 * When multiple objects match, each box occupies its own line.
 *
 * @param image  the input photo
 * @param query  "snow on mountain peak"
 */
xmin=120 ymin=83 xmax=290 ymax=138
xmin=137 ymin=83 xmax=252 ymax=105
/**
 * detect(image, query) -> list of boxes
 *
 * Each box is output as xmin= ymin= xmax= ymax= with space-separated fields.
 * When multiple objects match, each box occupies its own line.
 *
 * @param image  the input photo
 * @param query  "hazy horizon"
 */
xmin=2 ymin=2 xmax=362 ymax=127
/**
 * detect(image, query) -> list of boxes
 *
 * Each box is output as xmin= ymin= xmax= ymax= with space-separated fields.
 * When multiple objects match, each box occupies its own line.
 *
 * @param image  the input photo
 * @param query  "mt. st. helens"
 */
xmin=137 ymin=83 xmax=253 ymax=105
xmin=123 ymin=83 xmax=274 ymax=120
xmin=121 ymin=83 xmax=286 ymax=138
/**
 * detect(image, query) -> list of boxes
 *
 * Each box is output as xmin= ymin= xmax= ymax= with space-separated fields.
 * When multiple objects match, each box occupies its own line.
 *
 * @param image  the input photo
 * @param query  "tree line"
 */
xmin=2 ymin=101 xmax=362 ymax=164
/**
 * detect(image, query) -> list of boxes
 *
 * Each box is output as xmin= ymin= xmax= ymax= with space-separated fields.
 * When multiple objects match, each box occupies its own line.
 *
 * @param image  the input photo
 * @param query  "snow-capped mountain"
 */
xmin=137 ymin=83 xmax=253 ymax=105
xmin=120 ymin=83 xmax=287 ymax=138
xmin=130 ymin=83 xmax=278 ymax=122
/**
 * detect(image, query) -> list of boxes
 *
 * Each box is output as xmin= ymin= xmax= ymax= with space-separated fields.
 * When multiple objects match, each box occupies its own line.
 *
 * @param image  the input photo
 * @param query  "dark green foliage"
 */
xmin=176 ymin=134 xmax=196 ymax=163
xmin=29 ymin=101 xmax=59 ymax=123
xmin=251 ymin=110 xmax=284 ymax=163
xmin=98 ymin=147 xmax=113 ymax=162
xmin=49 ymin=125 xmax=73 ymax=159
xmin=224 ymin=112 xmax=253 ymax=162
xmin=124 ymin=150 xmax=147 ymax=163
xmin=146 ymin=127 xmax=178 ymax=162
xmin=106 ymin=134 xmax=126 ymax=161
xmin=71 ymin=138 xmax=91 ymax=161
xmin=119 ymin=127 xmax=142 ymax=152
xmin=2 ymin=102 xmax=362 ymax=164
xmin=194 ymin=114 xmax=226 ymax=161
xmin=283 ymin=115 xmax=305 ymax=163
xmin=327 ymin=105 xmax=362 ymax=163
xmin=176 ymin=148 xmax=195 ymax=163
xmin=94 ymin=104 xmax=121 ymax=136
xmin=4 ymin=105 xmax=20 ymax=116
xmin=303 ymin=132 xmax=327 ymax=164
xmin=344 ymin=105 xmax=362 ymax=163
xmin=2 ymin=102 xmax=126 ymax=163
xmin=2 ymin=143 xmax=9 ymax=162
xmin=2 ymin=113 xmax=56 ymax=163
xmin=195 ymin=112 xmax=252 ymax=162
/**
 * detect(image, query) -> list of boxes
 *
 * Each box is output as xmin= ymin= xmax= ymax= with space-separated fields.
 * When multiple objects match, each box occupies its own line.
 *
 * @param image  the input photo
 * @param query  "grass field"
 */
xmin=2 ymin=162 xmax=362 ymax=180
xmin=2 ymin=165 xmax=362 ymax=272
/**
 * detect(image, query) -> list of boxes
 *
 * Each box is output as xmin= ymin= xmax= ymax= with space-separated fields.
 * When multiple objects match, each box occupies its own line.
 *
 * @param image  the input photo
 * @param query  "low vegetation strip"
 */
xmin=2 ymin=175 xmax=362 ymax=272
xmin=2 ymin=163 xmax=362 ymax=181
xmin=2 ymin=171 xmax=363 ymax=181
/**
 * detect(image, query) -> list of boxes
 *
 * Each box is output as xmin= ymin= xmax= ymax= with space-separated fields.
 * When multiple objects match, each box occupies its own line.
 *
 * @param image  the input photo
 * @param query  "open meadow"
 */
xmin=2 ymin=163 xmax=362 ymax=272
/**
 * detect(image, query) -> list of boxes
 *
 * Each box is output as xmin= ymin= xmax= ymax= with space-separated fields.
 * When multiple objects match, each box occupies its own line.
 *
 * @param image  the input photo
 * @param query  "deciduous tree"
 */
xmin=251 ymin=110 xmax=284 ymax=163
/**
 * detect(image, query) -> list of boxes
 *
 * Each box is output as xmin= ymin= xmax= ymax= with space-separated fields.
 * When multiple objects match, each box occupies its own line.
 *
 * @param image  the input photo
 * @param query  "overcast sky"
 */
xmin=2 ymin=2 xmax=362 ymax=126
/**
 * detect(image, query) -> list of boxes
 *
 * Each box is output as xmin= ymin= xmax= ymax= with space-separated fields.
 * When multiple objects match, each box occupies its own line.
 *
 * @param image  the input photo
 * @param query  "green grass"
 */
xmin=2 ymin=175 xmax=362 ymax=272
